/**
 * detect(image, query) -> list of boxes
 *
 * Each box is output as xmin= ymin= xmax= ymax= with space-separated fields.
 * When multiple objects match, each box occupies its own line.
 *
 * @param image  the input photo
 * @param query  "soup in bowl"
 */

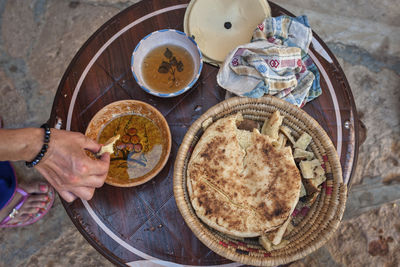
xmin=131 ymin=29 xmax=203 ymax=97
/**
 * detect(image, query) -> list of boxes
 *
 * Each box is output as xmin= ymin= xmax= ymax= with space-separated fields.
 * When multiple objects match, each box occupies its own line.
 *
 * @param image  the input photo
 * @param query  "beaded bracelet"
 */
xmin=25 ymin=123 xmax=51 ymax=168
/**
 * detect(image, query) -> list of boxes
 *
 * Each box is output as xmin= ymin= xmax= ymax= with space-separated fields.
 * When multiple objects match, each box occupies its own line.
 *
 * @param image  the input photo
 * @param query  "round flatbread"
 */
xmin=187 ymin=113 xmax=301 ymax=237
xmin=184 ymin=0 xmax=271 ymax=63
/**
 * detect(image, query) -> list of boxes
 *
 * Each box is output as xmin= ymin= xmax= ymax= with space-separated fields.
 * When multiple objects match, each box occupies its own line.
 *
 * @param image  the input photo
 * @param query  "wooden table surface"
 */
xmin=48 ymin=1 xmax=360 ymax=266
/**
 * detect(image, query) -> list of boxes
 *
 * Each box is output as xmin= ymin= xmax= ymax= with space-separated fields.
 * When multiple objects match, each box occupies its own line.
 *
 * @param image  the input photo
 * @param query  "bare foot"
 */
xmin=0 ymin=181 xmax=50 ymax=226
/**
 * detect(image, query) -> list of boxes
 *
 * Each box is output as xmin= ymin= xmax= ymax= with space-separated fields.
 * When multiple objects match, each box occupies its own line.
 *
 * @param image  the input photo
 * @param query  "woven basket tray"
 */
xmin=173 ymin=96 xmax=347 ymax=266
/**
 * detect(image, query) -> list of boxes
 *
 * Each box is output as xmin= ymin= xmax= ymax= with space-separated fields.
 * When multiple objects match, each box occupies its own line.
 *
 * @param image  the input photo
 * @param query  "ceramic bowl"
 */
xmin=85 ymin=100 xmax=171 ymax=187
xmin=131 ymin=29 xmax=203 ymax=98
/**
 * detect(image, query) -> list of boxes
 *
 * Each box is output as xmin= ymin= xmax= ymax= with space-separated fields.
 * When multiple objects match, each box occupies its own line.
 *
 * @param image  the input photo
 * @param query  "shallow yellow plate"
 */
xmin=184 ymin=0 xmax=271 ymax=65
xmin=85 ymin=100 xmax=171 ymax=187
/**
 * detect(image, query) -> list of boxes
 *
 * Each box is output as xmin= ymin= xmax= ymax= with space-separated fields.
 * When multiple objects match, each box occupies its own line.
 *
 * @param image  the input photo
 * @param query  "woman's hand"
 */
xmin=35 ymin=129 xmax=110 ymax=202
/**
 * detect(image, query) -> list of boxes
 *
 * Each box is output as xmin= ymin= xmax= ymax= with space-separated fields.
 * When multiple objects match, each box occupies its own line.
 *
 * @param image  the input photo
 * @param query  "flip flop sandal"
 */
xmin=0 ymin=185 xmax=55 ymax=228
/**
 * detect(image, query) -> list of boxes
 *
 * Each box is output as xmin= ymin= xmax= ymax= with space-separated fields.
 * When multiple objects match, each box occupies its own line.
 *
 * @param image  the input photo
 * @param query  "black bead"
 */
xmin=26 ymin=123 xmax=51 ymax=168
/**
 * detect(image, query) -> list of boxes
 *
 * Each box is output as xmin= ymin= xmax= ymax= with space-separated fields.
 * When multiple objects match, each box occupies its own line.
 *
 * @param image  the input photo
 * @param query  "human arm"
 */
xmin=0 ymin=128 xmax=110 ymax=202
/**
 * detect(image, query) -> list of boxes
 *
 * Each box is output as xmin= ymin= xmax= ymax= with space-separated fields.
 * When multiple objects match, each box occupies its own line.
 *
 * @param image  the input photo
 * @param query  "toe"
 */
xmin=7 ymin=214 xmax=31 ymax=225
xmin=28 ymin=201 xmax=47 ymax=209
xmin=20 ymin=181 xmax=49 ymax=194
xmin=22 ymin=195 xmax=48 ymax=210
xmin=26 ymin=194 xmax=49 ymax=203
xmin=19 ymin=207 xmax=41 ymax=216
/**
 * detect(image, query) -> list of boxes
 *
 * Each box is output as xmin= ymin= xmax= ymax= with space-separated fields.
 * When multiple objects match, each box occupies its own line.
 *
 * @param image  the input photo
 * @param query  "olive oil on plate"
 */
xmin=98 ymin=114 xmax=163 ymax=180
xmin=142 ymin=44 xmax=195 ymax=93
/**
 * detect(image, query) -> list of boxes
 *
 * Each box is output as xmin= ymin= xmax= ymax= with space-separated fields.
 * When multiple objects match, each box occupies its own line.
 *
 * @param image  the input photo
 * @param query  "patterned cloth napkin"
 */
xmin=217 ymin=15 xmax=321 ymax=107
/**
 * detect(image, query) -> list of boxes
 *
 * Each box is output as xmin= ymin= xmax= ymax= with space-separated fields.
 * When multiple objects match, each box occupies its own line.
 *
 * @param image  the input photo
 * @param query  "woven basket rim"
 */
xmin=173 ymin=96 xmax=346 ymax=266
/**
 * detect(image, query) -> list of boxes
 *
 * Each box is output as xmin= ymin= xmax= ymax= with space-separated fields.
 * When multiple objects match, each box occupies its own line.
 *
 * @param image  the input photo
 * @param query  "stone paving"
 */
xmin=0 ymin=0 xmax=399 ymax=266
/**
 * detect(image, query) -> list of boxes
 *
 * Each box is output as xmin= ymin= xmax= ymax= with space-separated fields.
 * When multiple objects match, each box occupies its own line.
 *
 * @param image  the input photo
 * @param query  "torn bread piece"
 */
xmin=279 ymin=134 xmax=288 ymax=148
xmin=97 ymin=134 xmax=120 ymax=156
xmin=270 ymin=216 xmax=292 ymax=245
xmin=293 ymin=148 xmax=315 ymax=161
xmin=259 ymin=166 xmax=301 ymax=250
xmin=303 ymin=178 xmax=321 ymax=194
xmin=307 ymin=171 xmax=327 ymax=193
xmin=299 ymin=182 xmax=307 ymax=198
xmin=258 ymin=227 xmax=291 ymax=251
xmin=272 ymin=133 xmax=287 ymax=148
xmin=303 ymin=191 xmax=319 ymax=206
xmin=283 ymin=219 xmax=295 ymax=238
xmin=261 ymin=110 xmax=284 ymax=140
xmin=259 ymin=233 xmax=290 ymax=251
xmin=303 ymin=174 xmax=326 ymax=195
xmin=300 ymin=158 xmax=326 ymax=194
xmin=314 ymin=165 xmax=325 ymax=178
xmin=294 ymin=132 xmax=312 ymax=150
xmin=299 ymin=159 xmax=321 ymax=179
xmin=279 ymin=125 xmax=296 ymax=145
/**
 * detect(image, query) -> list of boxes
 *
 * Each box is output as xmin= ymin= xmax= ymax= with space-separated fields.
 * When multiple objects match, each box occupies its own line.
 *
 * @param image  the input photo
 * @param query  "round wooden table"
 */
xmin=49 ymin=1 xmax=361 ymax=266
